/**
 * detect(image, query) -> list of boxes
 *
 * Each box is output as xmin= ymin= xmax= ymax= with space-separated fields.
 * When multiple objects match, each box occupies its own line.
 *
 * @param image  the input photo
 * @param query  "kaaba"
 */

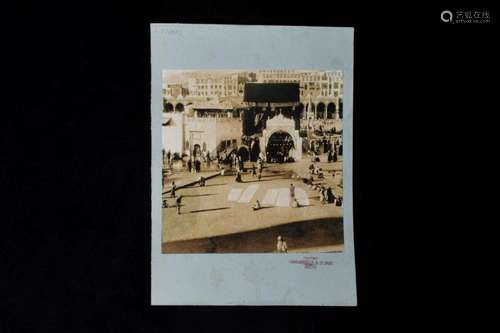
xmin=243 ymin=83 xmax=300 ymax=103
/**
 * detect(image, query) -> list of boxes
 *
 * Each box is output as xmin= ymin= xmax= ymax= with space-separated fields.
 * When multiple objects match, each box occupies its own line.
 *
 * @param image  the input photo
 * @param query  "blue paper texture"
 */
xmin=151 ymin=24 xmax=356 ymax=305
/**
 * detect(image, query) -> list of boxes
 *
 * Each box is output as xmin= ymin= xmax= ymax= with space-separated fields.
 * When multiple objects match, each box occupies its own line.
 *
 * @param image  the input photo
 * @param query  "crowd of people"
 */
xmin=309 ymin=136 xmax=343 ymax=159
xmin=162 ymin=134 xmax=344 ymax=215
xmin=234 ymin=154 xmax=265 ymax=183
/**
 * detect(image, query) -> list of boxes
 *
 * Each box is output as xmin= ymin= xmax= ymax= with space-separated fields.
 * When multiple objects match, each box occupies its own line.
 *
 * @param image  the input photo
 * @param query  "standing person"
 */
xmin=196 ymin=159 xmax=201 ymax=173
xmin=326 ymin=187 xmax=335 ymax=203
xmin=323 ymin=187 xmax=329 ymax=204
xmin=235 ymin=170 xmax=242 ymax=183
xmin=332 ymin=149 xmax=338 ymax=163
xmin=171 ymin=181 xmax=177 ymax=198
xmin=176 ymin=195 xmax=182 ymax=215
xmin=289 ymin=183 xmax=295 ymax=200
xmin=281 ymin=237 xmax=288 ymax=253
xmin=187 ymin=158 xmax=192 ymax=174
xmin=202 ymin=150 xmax=207 ymax=163
xmin=319 ymin=187 xmax=326 ymax=204
xmin=276 ymin=236 xmax=284 ymax=253
xmin=206 ymin=151 xmax=211 ymax=168
xmin=167 ymin=150 xmax=171 ymax=165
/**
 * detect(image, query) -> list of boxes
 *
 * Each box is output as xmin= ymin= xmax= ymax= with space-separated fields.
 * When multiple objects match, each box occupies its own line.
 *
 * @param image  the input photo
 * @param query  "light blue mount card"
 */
xmin=151 ymin=24 xmax=356 ymax=306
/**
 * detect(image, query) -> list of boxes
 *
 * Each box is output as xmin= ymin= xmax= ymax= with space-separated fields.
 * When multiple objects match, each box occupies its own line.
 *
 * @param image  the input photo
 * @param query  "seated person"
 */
xmin=252 ymin=200 xmax=261 ymax=211
xmin=235 ymin=172 xmax=242 ymax=183
xmin=325 ymin=187 xmax=334 ymax=203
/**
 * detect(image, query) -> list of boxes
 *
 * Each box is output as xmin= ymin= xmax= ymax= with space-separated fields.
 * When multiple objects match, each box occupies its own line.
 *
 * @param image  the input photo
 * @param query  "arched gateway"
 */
xmin=260 ymin=114 xmax=302 ymax=162
xmin=267 ymin=131 xmax=294 ymax=162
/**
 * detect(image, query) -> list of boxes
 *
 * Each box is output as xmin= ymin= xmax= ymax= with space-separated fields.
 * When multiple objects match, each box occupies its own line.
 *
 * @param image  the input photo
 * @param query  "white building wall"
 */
xmin=180 ymin=117 xmax=242 ymax=155
xmin=215 ymin=118 xmax=243 ymax=151
xmin=162 ymin=112 xmax=185 ymax=154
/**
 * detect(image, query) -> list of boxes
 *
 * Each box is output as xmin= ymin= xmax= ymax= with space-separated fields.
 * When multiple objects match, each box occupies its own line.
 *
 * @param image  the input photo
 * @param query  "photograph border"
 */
xmin=151 ymin=24 xmax=356 ymax=306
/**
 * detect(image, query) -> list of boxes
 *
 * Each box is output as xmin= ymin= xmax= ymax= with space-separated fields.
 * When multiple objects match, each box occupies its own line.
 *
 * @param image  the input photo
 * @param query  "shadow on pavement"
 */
xmin=162 ymin=217 xmax=343 ymax=253
xmin=182 ymin=193 xmax=216 ymax=198
xmin=243 ymin=177 xmax=290 ymax=183
xmin=189 ymin=207 xmax=230 ymax=214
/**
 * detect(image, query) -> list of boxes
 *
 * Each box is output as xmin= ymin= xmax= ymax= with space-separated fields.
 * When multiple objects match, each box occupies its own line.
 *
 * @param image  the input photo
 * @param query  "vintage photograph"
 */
xmin=161 ymin=69 xmax=344 ymax=253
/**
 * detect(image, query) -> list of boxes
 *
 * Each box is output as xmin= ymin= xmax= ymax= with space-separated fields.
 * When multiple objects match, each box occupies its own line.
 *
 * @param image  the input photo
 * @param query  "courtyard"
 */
xmin=162 ymin=154 xmax=344 ymax=253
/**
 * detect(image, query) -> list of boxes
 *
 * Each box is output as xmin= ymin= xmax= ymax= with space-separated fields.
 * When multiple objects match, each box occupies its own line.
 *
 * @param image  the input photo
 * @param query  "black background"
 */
xmin=4 ymin=2 xmax=494 ymax=332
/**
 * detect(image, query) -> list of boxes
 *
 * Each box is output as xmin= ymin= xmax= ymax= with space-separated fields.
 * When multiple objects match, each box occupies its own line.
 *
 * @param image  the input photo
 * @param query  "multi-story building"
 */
xmin=163 ymin=70 xmax=344 ymax=122
xmin=187 ymin=72 xmax=247 ymax=98
xmin=164 ymin=83 xmax=188 ymax=98
xmin=257 ymin=70 xmax=343 ymax=99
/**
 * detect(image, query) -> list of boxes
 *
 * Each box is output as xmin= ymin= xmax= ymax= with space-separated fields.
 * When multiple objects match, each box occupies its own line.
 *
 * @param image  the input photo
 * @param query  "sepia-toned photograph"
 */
xmin=161 ymin=69 xmax=344 ymax=253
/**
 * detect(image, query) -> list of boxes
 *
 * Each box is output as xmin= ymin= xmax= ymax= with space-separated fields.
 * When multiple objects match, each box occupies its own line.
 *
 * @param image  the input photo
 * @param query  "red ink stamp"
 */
xmin=289 ymin=256 xmax=334 ymax=269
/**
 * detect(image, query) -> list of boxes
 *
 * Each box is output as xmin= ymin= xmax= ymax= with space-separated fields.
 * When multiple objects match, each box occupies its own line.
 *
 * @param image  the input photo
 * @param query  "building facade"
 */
xmin=163 ymin=70 xmax=344 ymax=133
xmin=164 ymin=83 xmax=188 ymax=98
xmin=162 ymin=112 xmax=243 ymax=157
xmin=256 ymin=70 xmax=343 ymax=99
xmin=186 ymin=73 xmax=247 ymax=98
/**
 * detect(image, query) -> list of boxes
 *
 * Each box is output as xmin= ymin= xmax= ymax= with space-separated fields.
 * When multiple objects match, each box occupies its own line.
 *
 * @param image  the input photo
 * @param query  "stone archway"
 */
xmin=260 ymin=114 xmax=302 ymax=162
xmin=309 ymin=103 xmax=316 ymax=119
xmin=266 ymin=131 xmax=294 ymax=163
xmin=317 ymin=102 xmax=326 ymax=119
xmin=327 ymin=102 xmax=336 ymax=119
xmin=175 ymin=103 xmax=184 ymax=112
xmin=165 ymin=101 xmax=174 ymax=112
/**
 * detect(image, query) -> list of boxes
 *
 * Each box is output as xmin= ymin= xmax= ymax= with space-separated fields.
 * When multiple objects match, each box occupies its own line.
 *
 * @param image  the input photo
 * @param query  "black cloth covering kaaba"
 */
xmin=243 ymin=83 xmax=300 ymax=103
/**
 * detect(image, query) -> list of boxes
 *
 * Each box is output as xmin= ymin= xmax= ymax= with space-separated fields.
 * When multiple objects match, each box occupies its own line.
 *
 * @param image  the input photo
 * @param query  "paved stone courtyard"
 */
xmin=162 ymin=154 xmax=344 ymax=253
